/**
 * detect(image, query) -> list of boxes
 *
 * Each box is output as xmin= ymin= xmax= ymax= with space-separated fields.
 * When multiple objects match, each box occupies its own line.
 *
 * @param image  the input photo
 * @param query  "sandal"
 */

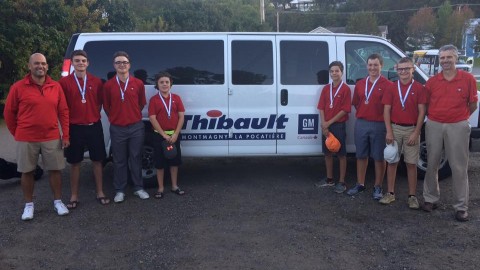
xmin=171 ymin=188 xmax=185 ymax=196
xmin=154 ymin=191 xmax=164 ymax=199
xmin=66 ymin=201 xmax=79 ymax=209
xmin=96 ymin=197 xmax=110 ymax=205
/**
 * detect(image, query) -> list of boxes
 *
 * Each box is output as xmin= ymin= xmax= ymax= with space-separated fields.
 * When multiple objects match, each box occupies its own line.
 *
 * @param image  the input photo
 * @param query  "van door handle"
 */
xmin=280 ymin=89 xmax=288 ymax=106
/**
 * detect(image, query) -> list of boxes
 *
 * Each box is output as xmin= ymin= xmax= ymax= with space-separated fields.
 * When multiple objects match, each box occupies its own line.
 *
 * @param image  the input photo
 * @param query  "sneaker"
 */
xmin=114 ymin=192 xmax=125 ymax=203
xmin=133 ymin=189 xmax=150 ymax=199
xmin=372 ymin=186 xmax=383 ymax=200
xmin=408 ymin=196 xmax=420 ymax=209
xmin=54 ymin=202 xmax=69 ymax=216
xmin=314 ymin=178 xmax=335 ymax=188
xmin=21 ymin=206 xmax=34 ymax=221
xmin=379 ymin=193 xmax=395 ymax=204
xmin=346 ymin=183 xmax=365 ymax=196
xmin=334 ymin=182 xmax=347 ymax=193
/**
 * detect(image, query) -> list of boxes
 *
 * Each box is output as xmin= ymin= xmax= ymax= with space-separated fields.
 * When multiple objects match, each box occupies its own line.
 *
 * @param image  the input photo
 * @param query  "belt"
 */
xmin=74 ymin=122 xmax=95 ymax=126
xmin=392 ymin=122 xmax=416 ymax=127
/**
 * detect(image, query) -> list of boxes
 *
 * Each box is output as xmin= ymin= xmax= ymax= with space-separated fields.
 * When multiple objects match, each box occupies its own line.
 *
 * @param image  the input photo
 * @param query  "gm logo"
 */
xmin=298 ymin=114 xmax=318 ymax=134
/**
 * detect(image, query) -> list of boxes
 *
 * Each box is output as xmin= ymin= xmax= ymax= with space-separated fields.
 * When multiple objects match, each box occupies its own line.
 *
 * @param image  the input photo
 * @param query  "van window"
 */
xmin=83 ymin=40 xmax=224 ymax=85
xmin=345 ymin=41 xmax=402 ymax=85
xmin=232 ymin=40 xmax=273 ymax=85
xmin=280 ymin=41 xmax=329 ymax=85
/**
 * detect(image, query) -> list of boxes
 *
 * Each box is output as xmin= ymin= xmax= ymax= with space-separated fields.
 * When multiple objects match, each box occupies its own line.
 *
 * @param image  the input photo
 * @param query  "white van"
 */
xmin=62 ymin=32 xmax=480 ymax=184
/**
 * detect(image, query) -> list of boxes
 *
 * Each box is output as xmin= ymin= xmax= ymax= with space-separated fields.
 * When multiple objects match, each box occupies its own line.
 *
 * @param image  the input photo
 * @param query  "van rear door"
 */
xmin=227 ymin=35 xmax=278 ymax=154
xmin=276 ymin=35 xmax=336 ymax=154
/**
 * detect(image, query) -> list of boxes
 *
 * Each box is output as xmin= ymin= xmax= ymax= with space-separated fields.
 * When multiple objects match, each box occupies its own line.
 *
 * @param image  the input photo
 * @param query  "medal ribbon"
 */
xmin=365 ymin=76 xmax=380 ymax=103
xmin=74 ymin=73 xmax=87 ymax=101
xmin=397 ymin=79 xmax=414 ymax=110
xmin=159 ymin=92 xmax=172 ymax=119
xmin=329 ymin=81 xmax=344 ymax=108
xmin=116 ymin=75 xmax=129 ymax=101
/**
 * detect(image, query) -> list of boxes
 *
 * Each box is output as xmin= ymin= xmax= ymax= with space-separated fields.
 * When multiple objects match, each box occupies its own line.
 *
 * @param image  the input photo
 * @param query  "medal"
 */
xmin=329 ymin=81 xmax=343 ymax=109
xmin=397 ymin=79 xmax=414 ymax=111
xmin=159 ymin=92 xmax=172 ymax=120
xmin=364 ymin=76 xmax=380 ymax=105
xmin=74 ymin=73 xmax=87 ymax=104
xmin=116 ymin=75 xmax=129 ymax=102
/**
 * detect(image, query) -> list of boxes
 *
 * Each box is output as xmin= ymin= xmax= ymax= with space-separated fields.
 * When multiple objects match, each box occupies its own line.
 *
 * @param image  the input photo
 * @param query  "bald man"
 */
xmin=4 ymin=53 xmax=71 ymax=220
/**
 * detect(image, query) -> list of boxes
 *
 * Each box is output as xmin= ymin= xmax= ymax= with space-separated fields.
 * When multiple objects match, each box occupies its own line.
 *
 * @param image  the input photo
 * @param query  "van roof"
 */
xmin=74 ymin=32 xmax=387 ymax=40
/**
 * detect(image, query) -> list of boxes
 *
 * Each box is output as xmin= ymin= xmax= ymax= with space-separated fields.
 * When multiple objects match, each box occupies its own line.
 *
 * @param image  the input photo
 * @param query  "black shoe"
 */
xmin=421 ymin=202 xmax=438 ymax=212
xmin=455 ymin=211 xmax=469 ymax=222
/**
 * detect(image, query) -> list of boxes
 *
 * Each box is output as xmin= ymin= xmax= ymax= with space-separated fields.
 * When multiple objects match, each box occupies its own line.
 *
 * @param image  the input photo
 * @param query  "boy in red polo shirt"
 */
xmin=59 ymin=50 xmax=109 ymax=208
xmin=381 ymin=57 xmax=426 ymax=209
xmin=148 ymin=72 xmax=186 ymax=198
xmin=103 ymin=51 xmax=149 ymax=202
xmin=348 ymin=54 xmax=394 ymax=199
xmin=315 ymin=61 xmax=351 ymax=193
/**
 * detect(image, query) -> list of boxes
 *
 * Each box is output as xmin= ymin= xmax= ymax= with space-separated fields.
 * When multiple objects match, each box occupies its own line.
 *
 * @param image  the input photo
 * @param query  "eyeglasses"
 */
xmin=114 ymin=61 xmax=130 ymax=65
xmin=397 ymin=67 xmax=414 ymax=73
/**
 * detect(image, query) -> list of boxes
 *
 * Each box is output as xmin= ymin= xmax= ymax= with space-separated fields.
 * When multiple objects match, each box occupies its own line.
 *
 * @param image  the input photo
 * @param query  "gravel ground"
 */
xmin=1 ymin=121 xmax=480 ymax=269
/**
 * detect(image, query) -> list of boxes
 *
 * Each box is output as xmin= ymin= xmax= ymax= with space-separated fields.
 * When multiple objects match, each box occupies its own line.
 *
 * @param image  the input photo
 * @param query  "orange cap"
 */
xmin=325 ymin=132 xmax=341 ymax=153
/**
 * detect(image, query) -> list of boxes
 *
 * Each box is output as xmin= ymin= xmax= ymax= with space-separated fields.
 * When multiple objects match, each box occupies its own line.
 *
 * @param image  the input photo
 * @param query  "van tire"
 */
xmin=142 ymin=132 xmax=157 ymax=187
xmin=416 ymin=126 xmax=451 ymax=180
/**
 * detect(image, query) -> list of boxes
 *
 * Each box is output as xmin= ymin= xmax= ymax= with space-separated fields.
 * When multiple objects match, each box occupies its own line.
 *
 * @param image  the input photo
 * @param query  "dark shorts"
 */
xmin=65 ymin=121 xmax=107 ymax=164
xmin=354 ymin=119 xmax=386 ymax=161
xmin=322 ymin=122 xmax=347 ymax=156
xmin=153 ymin=133 xmax=182 ymax=169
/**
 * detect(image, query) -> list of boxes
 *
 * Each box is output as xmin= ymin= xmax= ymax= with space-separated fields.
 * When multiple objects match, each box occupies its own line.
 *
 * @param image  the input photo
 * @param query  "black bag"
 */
xmin=161 ymin=141 xmax=177 ymax=159
xmin=0 ymin=158 xmax=44 ymax=180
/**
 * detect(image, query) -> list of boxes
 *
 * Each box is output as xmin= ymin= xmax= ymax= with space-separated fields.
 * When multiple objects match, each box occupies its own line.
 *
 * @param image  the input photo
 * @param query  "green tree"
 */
xmin=436 ymin=0 xmax=453 ymax=47
xmin=346 ymin=12 xmax=379 ymax=35
xmin=405 ymin=7 xmax=437 ymax=51
xmin=101 ymin=0 xmax=135 ymax=32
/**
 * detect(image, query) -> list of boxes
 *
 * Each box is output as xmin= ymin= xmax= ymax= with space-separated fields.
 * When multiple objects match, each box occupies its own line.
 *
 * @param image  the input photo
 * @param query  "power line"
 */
xmin=278 ymin=3 xmax=480 ymax=15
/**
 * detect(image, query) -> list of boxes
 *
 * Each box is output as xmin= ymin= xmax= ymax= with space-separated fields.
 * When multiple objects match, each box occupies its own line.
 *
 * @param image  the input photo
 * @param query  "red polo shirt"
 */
xmin=382 ymin=80 xmax=426 ymax=125
xmin=4 ymin=74 xmax=70 ymax=142
xmin=148 ymin=93 xmax=185 ymax=131
xmin=352 ymin=76 xmax=393 ymax=122
xmin=425 ymin=70 xmax=478 ymax=123
xmin=103 ymin=75 xmax=147 ymax=126
xmin=317 ymin=82 xmax=351 ymax=122
xmin=59 ymin=72 xmax=103 ymax=125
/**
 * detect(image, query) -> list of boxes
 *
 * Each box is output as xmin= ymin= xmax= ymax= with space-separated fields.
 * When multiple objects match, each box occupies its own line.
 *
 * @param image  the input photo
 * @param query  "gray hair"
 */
xmin=439 ymin=44 xmax=458 ymax=57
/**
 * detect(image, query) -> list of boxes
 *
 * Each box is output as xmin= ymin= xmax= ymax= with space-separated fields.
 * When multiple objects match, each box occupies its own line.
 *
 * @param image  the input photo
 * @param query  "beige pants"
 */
xmin=423 ymin=120 xmax=470 ymax=211
xmin=16 ymin=139 xmax=65 ymax=172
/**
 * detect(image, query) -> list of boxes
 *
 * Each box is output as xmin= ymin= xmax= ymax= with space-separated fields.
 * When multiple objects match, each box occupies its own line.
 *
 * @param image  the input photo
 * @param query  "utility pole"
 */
xmin=260 ymin=0 xmax=265 ymax=23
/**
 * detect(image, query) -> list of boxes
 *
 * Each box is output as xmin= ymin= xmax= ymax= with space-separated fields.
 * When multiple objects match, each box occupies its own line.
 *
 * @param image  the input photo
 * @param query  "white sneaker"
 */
xmin=114 ymin=192 xmax=125 ymax=203
xmin=133 ymin=189 xmax=150 ymax=199
xmin=21 ymin=206 xmax=34 ymax=221
xmin=54 ymin=202 xmax=69 ymax=216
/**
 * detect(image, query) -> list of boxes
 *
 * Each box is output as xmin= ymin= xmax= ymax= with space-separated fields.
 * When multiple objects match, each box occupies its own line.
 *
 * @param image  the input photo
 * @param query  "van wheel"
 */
xmin=142 ymin=132 xmax=157 ymax=187
xmin=417 ymin=128 xmax=451 ymax=180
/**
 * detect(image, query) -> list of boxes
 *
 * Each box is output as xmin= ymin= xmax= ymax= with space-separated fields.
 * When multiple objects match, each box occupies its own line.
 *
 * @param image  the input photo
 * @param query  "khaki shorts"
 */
xmin=16 ymin=139 xmax=65 ymax=172
xmin=392 ymin=124 xmax=420 ymax=164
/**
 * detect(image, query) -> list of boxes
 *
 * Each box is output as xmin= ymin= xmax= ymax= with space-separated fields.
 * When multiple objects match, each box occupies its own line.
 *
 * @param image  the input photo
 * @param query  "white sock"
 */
xmin=53 ymin=199 xmax=62 ymax=205
xmin=25 ymin=202 xmax=34 ymax=208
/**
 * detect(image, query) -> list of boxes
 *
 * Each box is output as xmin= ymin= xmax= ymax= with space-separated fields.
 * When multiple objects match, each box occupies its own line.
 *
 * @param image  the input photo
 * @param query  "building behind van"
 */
xmin=62 ymin=32 xmax=480 ymax=185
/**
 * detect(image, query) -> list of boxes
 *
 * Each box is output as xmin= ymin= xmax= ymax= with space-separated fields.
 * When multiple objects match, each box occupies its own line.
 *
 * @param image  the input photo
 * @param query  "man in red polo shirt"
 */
xmin=348 ymin=54 xmax=393 ymax=199
xmin=59 ymin=50 xmax=109 ymax=209
xmin=381 ymin=57 xmax=426 ymax=209
xmin=422 ymin=45 xmax=478 ymax=222
xmin=103 ymin=51 xmax=149 ymax=202
xmin=4 ymin=53 xmax=70 ymax=220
